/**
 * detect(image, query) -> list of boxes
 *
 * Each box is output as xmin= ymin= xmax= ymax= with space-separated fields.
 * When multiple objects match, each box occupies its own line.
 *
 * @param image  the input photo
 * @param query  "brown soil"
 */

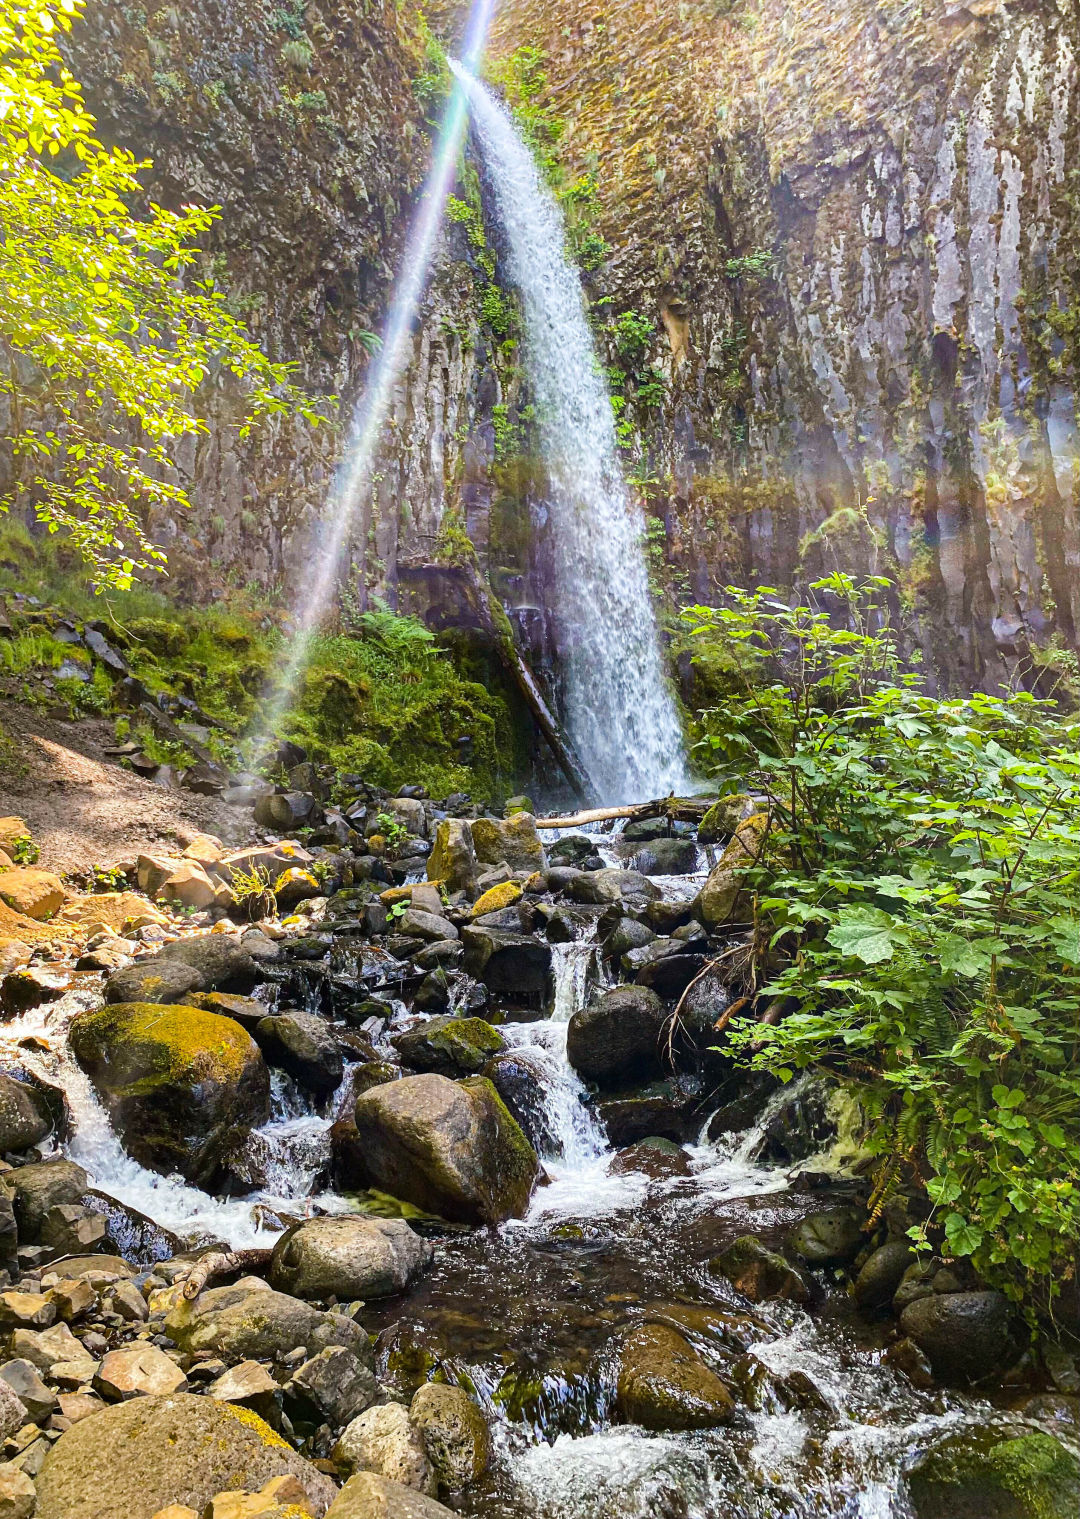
xmin=0 ymin=701 xmax=254 ymax=874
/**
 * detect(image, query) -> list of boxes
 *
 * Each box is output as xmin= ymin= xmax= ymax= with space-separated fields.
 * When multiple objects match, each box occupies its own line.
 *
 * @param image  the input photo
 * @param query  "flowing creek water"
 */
xmin=0 ymin=848 xmax=1044 ymax=1518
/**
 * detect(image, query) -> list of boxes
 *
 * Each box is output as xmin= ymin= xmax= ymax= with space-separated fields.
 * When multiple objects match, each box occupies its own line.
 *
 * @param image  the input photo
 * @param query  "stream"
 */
xmin=0 ymin=843 xmax=1042 ymax=1519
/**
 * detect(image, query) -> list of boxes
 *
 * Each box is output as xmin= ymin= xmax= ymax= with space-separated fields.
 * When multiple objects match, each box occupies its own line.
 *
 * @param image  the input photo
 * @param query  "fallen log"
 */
xmin=537 ymin=795 xmax=716 ymax=830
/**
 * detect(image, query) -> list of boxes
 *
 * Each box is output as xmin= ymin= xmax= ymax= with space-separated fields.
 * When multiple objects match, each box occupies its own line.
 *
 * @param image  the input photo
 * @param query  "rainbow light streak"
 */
xmin=261 ymin=0 xmax=499 ymax=741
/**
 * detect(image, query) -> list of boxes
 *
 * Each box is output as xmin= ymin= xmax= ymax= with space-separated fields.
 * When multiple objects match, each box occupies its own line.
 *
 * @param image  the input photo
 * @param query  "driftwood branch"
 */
xmin=179 ymin=1247 xmax=274 ymax=1300
xmin=538 ymin=795 xmax=717 ymax=830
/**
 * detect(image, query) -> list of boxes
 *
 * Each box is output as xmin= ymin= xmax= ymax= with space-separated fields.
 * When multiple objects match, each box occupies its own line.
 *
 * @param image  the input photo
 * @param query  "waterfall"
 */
xmin=450 ymin=63 xmax=689 ymax=805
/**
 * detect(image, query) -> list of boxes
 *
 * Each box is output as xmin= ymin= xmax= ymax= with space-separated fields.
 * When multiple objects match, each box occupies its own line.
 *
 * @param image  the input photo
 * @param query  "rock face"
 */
xmin=33 ymin=1392 xmax=337 ymax=1519
xmin=615 ymin=1323 xmax=736 ymax=1431
xmin=352 ymin=1074 xmax=539 ymax=1225
xmin=270 ymin=1216 xmax=433 ymax=1301
xmin=70 ymin=1003 xmax=270 ymax=1185
xmin=566 ymin=985 xmax=666 ymax=1088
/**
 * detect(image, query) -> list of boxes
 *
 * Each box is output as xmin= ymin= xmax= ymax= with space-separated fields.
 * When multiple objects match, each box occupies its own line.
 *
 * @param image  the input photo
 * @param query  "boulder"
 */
xmin=605 ymin=917 xmax=656 ymax=959
xmin=908 ymin=1426 xmax=1080 ymax=1519
xmin=103 ymin=960 xmax=206 ymax=1006
xmin=0 ymin=1464 xmax=35 ymax=1519
xmin=697 ymin=794 xmax=755 ymax=845
xmin=709 ymin=1236 xmax=809 ymax=1303
xmin=273 ymin=868 xmax=323 ymax=911
xmin=156 ymin=862 xmax=220 ymax=910
xmin=166 ymin=1281 xmax=367 ymax=1363
xmin=255 ymin=1013 xmax=343 ymax=1096
xmin=470 ymin=814 xmax=546 ymax=875
xmin=548 ymin=834 xmax=596 ymax=866
xmin=409 ymin=1383 xmax=491 ymax=1492
xmin=597 ymin=1076 xmax=705 ymax=1145
xmin=566 ymin=985 xmax=666 ymax=1088
xmin=0 ymin=1291 xmax=55 ymax=1330
xmin=335 ymin=1402 xmax=436 ymax=1494
xmin=70 ymin=1003 xmax=270 ymax=1185
xmin=6 ymin=1159 xmax=87 ymax=1238
xmin=695 ymin=813 xmax=769 ymax=928
xmin=392 ymin=1017 xmax=504 ymax=1077
xmin=567 ymin=868 xmax=660 ymax=906
xmin=470 ymin=881 xmax=523 ymax=918
xmin=679 ymin=970 xmax=732 ymax=1037
xmin=481 ymin=1049 xmax=556 ymax=1154
xmin=425 ymin=821 xmax=478 ymax=896
xmin=853 ymin=1241 xmax=916 ymax=1312
xmin=0 ymin=1356 xmax=57 ymax=1421
xmin=156 ymin=934 xmax=260 ymax=991
xmin=270 ymin=1216 xmax=432 ymax=1301
xmin=0 ymin=1073 xmax=51 ymax=1152
xmin=786 ymin=1206 xmax=866 ymax=1266
xmin=94 ymin=1344 xmax=188 ymax=1400
xmin=629 ymin=945 xmax=704 ymax=998
xmin=326 ymin=1473 xmax=456 ymax=1518
xmin=352 ymin=1074 xmax=539 ymax=1225
xmin=614 ymin=1323 xmax=736 ymax=1431
xmin=253 ymin=792 xmax=324 ymax=831
xmin=286 ymin=1346 xmax=378 ymax=1428
xmin=460 ymin=926 xmax=553 ymax=1014
xmin=396 ymin=910 xmax=458 ymax=943
xmin=34 ymin=1392 xmax=337 ymax=1519
xmin=626 ymin=838 xmax=699 ymax=876
xmin=899 ymin=1291 xmax=1017 ymax=1383
xmin=0 ymin=869 xmax=64 ymax=921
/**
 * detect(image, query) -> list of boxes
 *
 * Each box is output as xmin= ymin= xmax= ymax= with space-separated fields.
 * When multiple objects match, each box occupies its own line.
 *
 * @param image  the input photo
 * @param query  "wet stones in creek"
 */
xmin=351 ymin=1074 xmax=539 ymax=1225
xmin=254 ymin=1011 xmax=344 ymax=1096
xmin=899 ymin=1291 xmax=1019 ymax=1383
xmin=566 ymin=984 xmax=667 ymax=1088
xmin=615 ymin=1323 xmax=736 ymax=1431
xmin=270 ymin=1215 xmax=433 ymax=1301
xmin=460 ymin=926 xmax=553 ymax=1016
xmin=0 ymin=1072 xmax=53 ymax=1152
xmin=392 ymin=1016 xmax=505 ymax=1077
xmin=709 ymin=1235 xmax=809 ymax=1304
xmin=102 ymin=933 xmax=261 ymax=1005
xmin=69 ymin=1003 xmax=270 ymax=1187
xmin=908 ymin=1426 xmax=1080 ymax=1519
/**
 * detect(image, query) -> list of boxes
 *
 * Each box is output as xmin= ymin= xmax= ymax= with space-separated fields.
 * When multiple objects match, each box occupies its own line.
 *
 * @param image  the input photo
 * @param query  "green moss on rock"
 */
xmin=909 ymin=1428 xmax=1080 ymax=1519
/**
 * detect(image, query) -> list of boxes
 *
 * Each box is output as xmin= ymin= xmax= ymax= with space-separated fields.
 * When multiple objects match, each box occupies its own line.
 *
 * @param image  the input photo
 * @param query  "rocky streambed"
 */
xmin=0 ymin=787 xmax=1076 ymax=1519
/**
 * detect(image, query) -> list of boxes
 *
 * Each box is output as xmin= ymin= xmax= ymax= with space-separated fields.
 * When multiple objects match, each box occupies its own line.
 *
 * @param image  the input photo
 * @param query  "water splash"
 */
xmin=451 ymin=63 xmax=690 ymax=804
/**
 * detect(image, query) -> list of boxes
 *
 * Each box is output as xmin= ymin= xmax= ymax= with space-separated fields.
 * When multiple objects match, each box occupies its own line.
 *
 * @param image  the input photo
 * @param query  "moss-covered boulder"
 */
xmin=710 ymin=1235 xmax=809 ymax=1304
xmin=426 ymin=820 xmax=478 ymax=896
xmin=695 ymin=812 xmax=770 ymax=928
xmin=697 ymin=794 xmax=755 ymax=845
xmin=410 ymin=1382 xmax=492 ymax=1492
xmin=615 ymin=1323 xmax=736 ymax=1431
xmin=352 ymin=1074 xmax=539 ymax=1225
xmin=471 ymin=813 xmax=546 ymax=874
xmin=470 ymin=880 xmax=523 ymax=917
xmin=908 ymin=1427 xmax=1080 ymax=1519
xmin=34 ymin=1392 xmax=336 ymax=1519
xmin=392 ymin=1017 xmax=505 ymax=1077
xmin=69 ymin=1003 xmax=270 ymax=1185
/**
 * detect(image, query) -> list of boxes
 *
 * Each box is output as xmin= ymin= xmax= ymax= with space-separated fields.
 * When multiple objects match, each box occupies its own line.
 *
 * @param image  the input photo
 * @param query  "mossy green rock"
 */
xmin=908 ymin=1427 xmax=1080 ymax=1519
xmin=695 ymin=812 xmax=770 ymax=928
xmin=352 ymin=1073 xmax=539 ymax=1225
xmin=710 ymin=1234 xmax=809 ymax=1303
xmin=615 ymin=1323 xmax=736 ymax=1431
xmin=34 ymin=1391 xmax=336 ymax=1519
xmin=697 ymin=794 xmax=755 ymax=845
xmin=70 ymin=1002 xmax=270 ymax=1185
xmin=426 ymin=819 xmax=479 ymax=895
xmin=470 ymin=813 xmax=546 ymax=874
xmin=392 ymin=1016 xmax=505 ymax=1077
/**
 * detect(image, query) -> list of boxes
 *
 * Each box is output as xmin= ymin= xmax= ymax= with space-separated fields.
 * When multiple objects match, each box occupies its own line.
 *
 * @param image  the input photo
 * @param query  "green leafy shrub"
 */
xmin=685 ymin=574 xmax=1080 ymax=1318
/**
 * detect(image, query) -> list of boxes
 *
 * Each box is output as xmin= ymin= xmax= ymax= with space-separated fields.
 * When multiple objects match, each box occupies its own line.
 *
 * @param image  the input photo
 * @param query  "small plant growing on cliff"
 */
xmin=0 ymin=0 xmax=328 ymax=588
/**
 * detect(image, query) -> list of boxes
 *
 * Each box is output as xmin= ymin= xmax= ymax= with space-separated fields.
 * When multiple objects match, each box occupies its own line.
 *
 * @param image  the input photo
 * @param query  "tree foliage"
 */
xmin=686 ymin=575 xmax=1079 ymax=1317
xmin=0 ymin=0 xmax=325 ymax=587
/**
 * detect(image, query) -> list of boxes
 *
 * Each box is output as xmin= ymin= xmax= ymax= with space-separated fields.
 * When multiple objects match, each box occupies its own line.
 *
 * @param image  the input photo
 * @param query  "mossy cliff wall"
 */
xmin=487 ymin=0 xmax=1079 ymax=688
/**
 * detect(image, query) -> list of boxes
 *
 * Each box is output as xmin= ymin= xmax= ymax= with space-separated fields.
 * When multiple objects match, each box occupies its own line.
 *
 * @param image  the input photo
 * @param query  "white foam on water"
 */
xmin=506 ymin=1427 xmax=724 ymax=1519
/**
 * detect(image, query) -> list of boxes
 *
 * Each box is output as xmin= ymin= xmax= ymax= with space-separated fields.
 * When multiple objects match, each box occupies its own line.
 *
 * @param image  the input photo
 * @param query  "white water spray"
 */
xmin=451 ymin=64 xmax=690 ymax=804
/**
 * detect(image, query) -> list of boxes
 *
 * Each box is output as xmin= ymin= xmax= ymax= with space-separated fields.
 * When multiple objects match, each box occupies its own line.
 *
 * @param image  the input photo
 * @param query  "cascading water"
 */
xmin=450 ymin=63 xmax=690 ymax=805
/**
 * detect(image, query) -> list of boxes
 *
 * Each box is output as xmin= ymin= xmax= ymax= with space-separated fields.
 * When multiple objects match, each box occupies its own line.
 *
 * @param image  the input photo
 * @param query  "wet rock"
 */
xmin=426 ymin=820 xmax=478 ymax=896
xmin=566 ymin=984 xmax=666 ymax=1088
xmin=882 ymin=1338 xmax=935 ymax=1388
xmin=0 ymin=938 xmax=31 ymax=976
xmin=470 ymin=881 xmax=523 ymax=917
xmin=326 ymin=1473 xmax=455 ymax=1518
xmin=270 ymin=1215 xmax=432 ymax=1301
xmin=6 ymin=1159 xmax=87 ymax=1238
xmin=156 ymin=933 xmax=260 ymax=992
xmin=697 ymin=794 xmax=755 ymax=845
xmin=899 ymin=1291 xmax=1018 ymax=1383
xmin=695 ymin=814 xmax=770 ymax=928
xmin=34 ymin=1392 xmax=337 ymax=1519
xmin=286 ymin=1345 xmax=378 ymax=1427
xmin=610 ymin=1137 xmax=693 ymax=1180
xmin=392 ymin=1017 xmax=504 ymax=1077
xmin=548 ymin=835 xmax=600 ymax=866
xmin=410 ymin=1382 xmax=491 ymax=1492
xmin=460 ymin=926 xmax=553 ymax=1014
xmin=0 ymin=1356 xmax=57 ymax=1422
xmin=786 ymin=1206 xmax=865 ymax=1266
xmin=273 ymin=868 xmax=323 ymax=911
xmin=335 ymin=1400 xmax=436 ymax=1494
xmin=70 ymin=1003 xmax=270 ymax=1186
xmin=615 ymin=1323 xmax=736 ymax=1431
xmin=352 ymin=1074 xmax=539 ymax=1225
xmin=413 ymin=941 xmax=463 ymax=972
xmin=0 ymin=1073 xmax=51 ymax=1153
xmin=94 ymin=1344 xmax=188 ymax=1400
xmin=470 ymin=813 xmax=545 ymax=875
xmin=166 ymin=1280 xmax=367 ymax=1362
xmin=907 ymin=1426 xmax=1080 ymax=1519
xmin=255 ymin=1012 xmax=343 ymax=1096
xmin=597 ymin=1075 xmax=705 ymax=1145
xmin=0 ymin=869 xmax=64 ymax=921
xmin=396 ymin=910 xmax=459 ymax=943
xmin=628 ymin=838 xmax=699 ymax=876
xmin=1023 ymin=1394 xmax=1080 ymax=1443
xmin=253 ymin=791 xmax=325 ymax=831
xmin=710 ymin=1236 xmax=809 ymax=1304
xmin=679 ymin=970 xmax=731 ymax=1038
xmin=103 ymin=959 xmax=205 ymax=1006
xmin=481 ymin=1049 xmax=555 ymax=1153
xmin=630 ymin=946 xmax=704 ymax=998
xmin=567 ymin=868 xmax=660 ymax=906
xmin=604 ymin=917 xmax=656 ymax=958
xmin=853 ymin=1241 xmax=916 ymax=1312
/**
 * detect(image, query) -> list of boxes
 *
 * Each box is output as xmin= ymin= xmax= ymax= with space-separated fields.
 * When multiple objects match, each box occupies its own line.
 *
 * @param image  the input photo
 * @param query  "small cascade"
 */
xmin=450 ymin=62 xmax=689 ymax=804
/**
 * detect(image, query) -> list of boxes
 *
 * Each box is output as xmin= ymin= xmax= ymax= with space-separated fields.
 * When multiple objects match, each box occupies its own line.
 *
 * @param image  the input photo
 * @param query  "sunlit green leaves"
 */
xmin=827 ymin=906 xmax=902 ymax=964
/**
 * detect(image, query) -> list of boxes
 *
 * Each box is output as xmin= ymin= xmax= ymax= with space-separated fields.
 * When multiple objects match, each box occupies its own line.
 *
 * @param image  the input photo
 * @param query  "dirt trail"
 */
xmin=0 ymin=702 xmax=252 ymax=873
